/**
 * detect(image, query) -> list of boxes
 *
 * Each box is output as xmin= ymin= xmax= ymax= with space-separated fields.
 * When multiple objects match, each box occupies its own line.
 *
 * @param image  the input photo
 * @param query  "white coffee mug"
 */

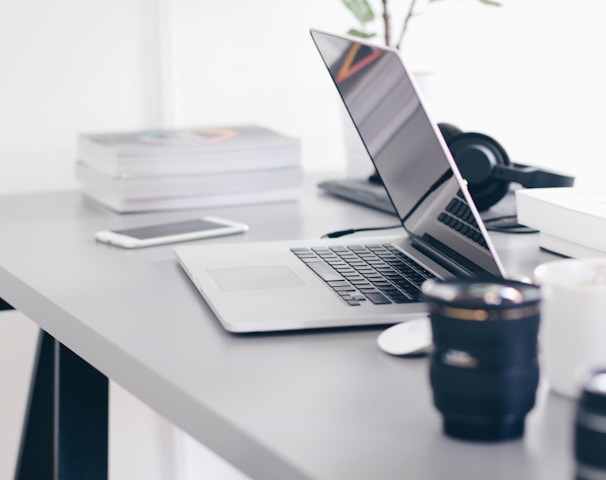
xmin=534 ymin=258 xmax=606 ymax=398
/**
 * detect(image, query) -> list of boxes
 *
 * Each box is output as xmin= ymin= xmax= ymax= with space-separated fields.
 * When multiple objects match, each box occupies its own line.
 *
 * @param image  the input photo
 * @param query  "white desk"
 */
xmin=0 ymin=175 xmax=573 ymax=479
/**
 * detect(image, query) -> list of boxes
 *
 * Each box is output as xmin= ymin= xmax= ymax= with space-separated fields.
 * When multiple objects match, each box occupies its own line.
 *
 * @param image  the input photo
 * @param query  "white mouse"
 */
xmin=377 ymin=316 xmax=433 ymax=356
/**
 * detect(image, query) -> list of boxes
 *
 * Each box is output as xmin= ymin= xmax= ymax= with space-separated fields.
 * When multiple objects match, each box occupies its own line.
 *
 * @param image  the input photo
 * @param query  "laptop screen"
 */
xmin=311 ymin=30 xmax=504 ymax=278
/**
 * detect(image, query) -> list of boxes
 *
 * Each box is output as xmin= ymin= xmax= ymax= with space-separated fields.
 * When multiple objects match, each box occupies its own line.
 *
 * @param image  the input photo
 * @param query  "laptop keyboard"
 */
xmin=291 ymin=244 xmax=437 ymax=306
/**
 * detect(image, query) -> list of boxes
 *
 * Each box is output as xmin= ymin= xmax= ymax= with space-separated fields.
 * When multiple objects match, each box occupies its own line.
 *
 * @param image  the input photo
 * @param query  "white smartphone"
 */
xmin=95 ymin=216 xmax=248 ymax=248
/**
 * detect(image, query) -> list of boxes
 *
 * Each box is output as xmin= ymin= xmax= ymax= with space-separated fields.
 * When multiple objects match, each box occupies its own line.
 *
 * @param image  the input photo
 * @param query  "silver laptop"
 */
xmin=174 ymin=29 xmax=506 ymax=333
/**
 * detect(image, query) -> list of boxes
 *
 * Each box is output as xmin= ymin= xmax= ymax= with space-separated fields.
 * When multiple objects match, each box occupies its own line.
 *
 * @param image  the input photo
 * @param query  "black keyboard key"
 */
xmin=364 ymin=291 xmax=392 ymax=304
xmin=306 ymin=261 xmax=344 ymax=282
xmin=358 ymin=286 xmax=378 ymax=292
xmin=333 ymin=286 xmax=356 ymax=292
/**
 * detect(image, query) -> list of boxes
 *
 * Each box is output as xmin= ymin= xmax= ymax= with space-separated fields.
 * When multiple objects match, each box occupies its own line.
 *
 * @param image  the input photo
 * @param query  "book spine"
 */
xmin=517 ymin=191 xmax=606 ymax=251
xmin=76 ymin=164 xmax=303 ymax=198
xmin=83 ymin=186 xmax=301 ymax=213
xmin=78 ymin=148 xmax=301 ymax=178
xmin=539 ymin=233 xmax=606 ymax=258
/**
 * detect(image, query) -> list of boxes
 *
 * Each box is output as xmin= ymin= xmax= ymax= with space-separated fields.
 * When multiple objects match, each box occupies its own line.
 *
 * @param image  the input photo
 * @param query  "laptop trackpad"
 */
xmin=209 ymin=266 xmax=305 ymax=291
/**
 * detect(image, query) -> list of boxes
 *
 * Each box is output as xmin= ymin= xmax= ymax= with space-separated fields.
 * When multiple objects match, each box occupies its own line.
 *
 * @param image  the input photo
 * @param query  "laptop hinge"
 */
xmin=410 ymin=234 xmax=492 ymax=278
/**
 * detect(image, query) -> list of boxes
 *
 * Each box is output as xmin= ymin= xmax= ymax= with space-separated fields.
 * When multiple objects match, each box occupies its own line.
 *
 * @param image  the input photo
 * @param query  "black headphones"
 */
xmin=438 ymin=123 xmax=575 ymax=211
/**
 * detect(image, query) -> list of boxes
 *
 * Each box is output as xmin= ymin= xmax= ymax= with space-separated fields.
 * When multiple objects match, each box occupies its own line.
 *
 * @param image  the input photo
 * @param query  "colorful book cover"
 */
xmin=79 ymin=125 xmax=300 ymax=158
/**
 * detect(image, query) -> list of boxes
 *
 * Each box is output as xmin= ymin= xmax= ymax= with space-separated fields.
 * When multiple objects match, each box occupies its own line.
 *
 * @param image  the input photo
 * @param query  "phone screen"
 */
xmin=113 ymin=219 xmax=230 ymax=240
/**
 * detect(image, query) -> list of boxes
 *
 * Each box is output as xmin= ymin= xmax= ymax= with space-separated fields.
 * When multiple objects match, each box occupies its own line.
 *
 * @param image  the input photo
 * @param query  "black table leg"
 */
xmin=14 ymin=330 xmax=109 ymax=480
xmin=0 ymin=297 xmax=13 ymax=311
xmin=14 ymin=330 xmax=54 ymax=479
xmin=55 ymin=340 xmax=109 ymax=479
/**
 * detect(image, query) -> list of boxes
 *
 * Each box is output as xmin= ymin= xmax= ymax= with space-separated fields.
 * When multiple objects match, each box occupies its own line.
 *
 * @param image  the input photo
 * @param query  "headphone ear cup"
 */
xmin=446 ymin=132 xmax=511 ymax=211
xmin=437 ymin=123 xmax=463 ymax=144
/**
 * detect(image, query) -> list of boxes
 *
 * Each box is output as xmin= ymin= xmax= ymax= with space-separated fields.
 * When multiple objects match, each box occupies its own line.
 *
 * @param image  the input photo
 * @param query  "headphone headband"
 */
xmin=493 ymin=163 xmax=575 ymax=189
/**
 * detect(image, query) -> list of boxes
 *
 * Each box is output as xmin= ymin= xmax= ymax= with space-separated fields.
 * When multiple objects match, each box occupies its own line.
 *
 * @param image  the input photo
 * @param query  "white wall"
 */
xmin=0 ymin=0 xmax=353 ymax=195
xmin=0 ymin=0 xmax=154 ymax=193
xmin=168 ymin=0 xmax=351 ymax=173
xmin=408 ymin=0 xmax=606 ymax=189
xmin=2 ymin=1 xmax=606 ymax=194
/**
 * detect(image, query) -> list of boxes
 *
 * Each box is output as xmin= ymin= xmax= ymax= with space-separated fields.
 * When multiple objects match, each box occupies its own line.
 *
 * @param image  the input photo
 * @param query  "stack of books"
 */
xmin=76 ymin=125 xmax=303 ymax=212
xmin=516 ymin=187 xmax=606 ymax=258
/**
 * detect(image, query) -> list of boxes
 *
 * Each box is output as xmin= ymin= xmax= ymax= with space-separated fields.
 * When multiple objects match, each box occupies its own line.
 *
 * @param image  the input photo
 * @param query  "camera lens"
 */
xmin=422 ymin=279 xmax=541 ymax=441
xmin=575 ymin=370 xmax=606 ymax=479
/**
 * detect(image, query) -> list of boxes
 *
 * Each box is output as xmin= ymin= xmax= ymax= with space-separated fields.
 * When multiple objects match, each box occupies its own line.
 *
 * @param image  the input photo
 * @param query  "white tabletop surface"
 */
xmin=0 ymin=175 xmax=574 ymax=480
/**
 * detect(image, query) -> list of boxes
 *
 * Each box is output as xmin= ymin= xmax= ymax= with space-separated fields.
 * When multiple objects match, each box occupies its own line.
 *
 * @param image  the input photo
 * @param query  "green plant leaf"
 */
xmin=341 ymin=0 xmax=375 ymax=24
xmin=346 ymin=28 xmax=377 ymax=39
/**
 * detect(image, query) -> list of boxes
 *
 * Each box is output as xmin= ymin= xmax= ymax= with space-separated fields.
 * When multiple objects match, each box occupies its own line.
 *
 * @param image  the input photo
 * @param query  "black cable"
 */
xmin=321 ymin=224 xmax=402 ymax=239
xmin=322 ymin=214 xmax=536 ymax=239
xmin=483 ymin=215 xmax=538 ymax=234
xmin=484 ymin=214 xmax=518 ymax=224
xmin=322 ymin=169 xmax=454 ymax=240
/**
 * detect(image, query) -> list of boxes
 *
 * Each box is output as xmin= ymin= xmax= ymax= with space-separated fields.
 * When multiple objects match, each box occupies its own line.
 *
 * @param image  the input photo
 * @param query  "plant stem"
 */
xmin=381 ymin=0 xmax=391 ymax=46
xmin=395 ymin=0 xmax=419 ymax=50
